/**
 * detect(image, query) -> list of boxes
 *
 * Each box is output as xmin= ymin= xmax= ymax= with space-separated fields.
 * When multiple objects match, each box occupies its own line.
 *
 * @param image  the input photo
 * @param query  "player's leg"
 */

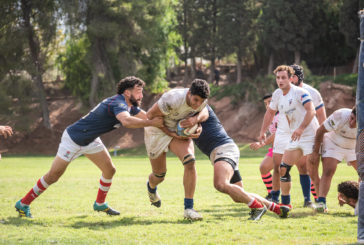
xmin=271 ymin=153 xmax=283 ymax=203
xmin=15 ymin=130 xmax=77 ymax=218
xmin=15 ymin=156 xmax=71 ymax=218
xmin=296 ymin=156 xmax=313 ymax=207
xmin=316 ymin=157 xmax=339 ymax=212
xmin=169 ymin=138 xmax=201 ymax=220
xmin=147 ymin=152 xmax=167 ymax=207
xmin=307 ymin=155 xmax=320 ymax=202
xmin=280 ymin=149 xmax=302 ymax=208
xmin=259 ymin=153 xmax=274 ymax=199
xmin=85 ymin=148 xmax=120 ymax=215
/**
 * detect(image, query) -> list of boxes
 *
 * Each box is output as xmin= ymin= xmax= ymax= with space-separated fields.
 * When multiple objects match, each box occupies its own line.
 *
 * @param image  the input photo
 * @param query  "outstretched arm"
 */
xmin=116 ymin=111 xmax=163 ymax=128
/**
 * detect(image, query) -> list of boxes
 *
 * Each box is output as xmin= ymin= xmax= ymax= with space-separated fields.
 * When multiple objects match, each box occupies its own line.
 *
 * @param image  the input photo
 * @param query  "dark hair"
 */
xmin=262 ymin=94 xmax=272 ymax=101
xmin=117 ymin=76 xmax=145 ymax=95
xmin=190 ymin=79 xmax=210 ymax=99
xmin=290 ymin=64 xmax=304 ymax=84
xmin=352 ymin=106 xmax=356 ymax=116
xmin=338 ymin=181 xmax=359 ymax=200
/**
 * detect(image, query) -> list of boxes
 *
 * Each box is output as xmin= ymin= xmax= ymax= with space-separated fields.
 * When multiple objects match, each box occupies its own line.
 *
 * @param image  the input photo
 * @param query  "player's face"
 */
xmin=349 ymin=112 xmax=356 ymax=128
xmin=291 ymin=75 xmax=299 ymax=86
xmin=128 ymin=85 xmax=143 ymax=107
xmin=187 ymin=92 xmax=205 ymax=110
xmin=276 ymin=71 xmax=292 ymax=92
xmin=263 ymin=97 xmax=272 ymax=110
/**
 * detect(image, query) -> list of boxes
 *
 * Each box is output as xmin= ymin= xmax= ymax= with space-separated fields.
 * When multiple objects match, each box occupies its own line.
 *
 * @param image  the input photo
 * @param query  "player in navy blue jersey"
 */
xmin=194 ymin=105 xmax=289 ymax=220
xmin=15 ymin=76 xmax=163 ymax=218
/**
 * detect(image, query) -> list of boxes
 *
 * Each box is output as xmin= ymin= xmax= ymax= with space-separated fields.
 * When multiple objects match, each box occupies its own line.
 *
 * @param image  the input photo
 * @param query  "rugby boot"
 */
xmin=184 ymin=209 xmax=203 ymax=221
xmin=147 ymin=184 xmax=161 ymax=208
xmin=93 ymin=202 xmax=120 ymax=216
xmin=315 ymin=202 xmax=328 ymax=213
xmin=303 ymin=200 xmax=315 ymax=209
xmin=279 ymin=204 xmax=292 ymax=218
xmin=15 ymin=199 xmax=32 ymax=218
xmin=265 ymin=193 xmax=273 ymax=202
xmin=248 ymin=206 xmax=267 ymax=221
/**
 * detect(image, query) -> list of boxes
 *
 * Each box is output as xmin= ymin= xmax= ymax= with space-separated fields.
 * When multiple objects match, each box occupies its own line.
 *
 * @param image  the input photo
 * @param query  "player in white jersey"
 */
xmin=309 ymin=107 xmax=357 ymax=212
xmin=290 ymin=65 xmax=326 ymax=206
xmin=144 ymin=79 xmax=209 ymax=220
xmin=258 ymin=65 xmax=318 ymax=217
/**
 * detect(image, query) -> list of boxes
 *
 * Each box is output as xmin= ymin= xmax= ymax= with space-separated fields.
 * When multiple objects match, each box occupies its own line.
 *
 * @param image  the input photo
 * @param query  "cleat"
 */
xmin=265 ymin=193 xmax=273 ymax=201
xmin=184 ymin=209 xmax=203 ymax=221
xmin=303 ymin=200 xmax=315 ymax=209
xmin=15 ymin=200 xmax=32 ymax=218
xmin=147 ymin=185 xmax=161 ymax=208
xmin=315 ymin=202 xmax=328 ymax=213
xmin=279 ymin=204 xmax=292 ymax=218
xmin=248 ymin=206 xmax=267 ymax=221
xmin=93 ymin=202 xmax=120 ymax=216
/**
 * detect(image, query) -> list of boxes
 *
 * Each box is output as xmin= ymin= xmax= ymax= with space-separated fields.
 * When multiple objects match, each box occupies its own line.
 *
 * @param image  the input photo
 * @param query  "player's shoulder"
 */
xmin=163 ymin=88 xmax=188 ymax=97
xmin=272 ymin=88 xmax=283 ymax=96
xmin=333 ymin=108 xmax=351 ymax=117
xmin=302 ymin=83 xmax=321 ymax=96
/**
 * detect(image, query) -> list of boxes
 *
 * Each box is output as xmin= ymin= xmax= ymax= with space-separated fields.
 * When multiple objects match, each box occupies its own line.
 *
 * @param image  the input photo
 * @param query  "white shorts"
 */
xmin=144 ymin=126 xmax=173 ymax=159
xmin=209 ymin=143 xmax=240 ymax=170
xmin=285 ymin=134 xmax=315 ymax=156
xmin=322 ymin=135 xmax=356 ymax=163
xmin=56 ymin=130 xmax=106 ymax=162
xmin=273 ymin=132 xmax=290 ymax=154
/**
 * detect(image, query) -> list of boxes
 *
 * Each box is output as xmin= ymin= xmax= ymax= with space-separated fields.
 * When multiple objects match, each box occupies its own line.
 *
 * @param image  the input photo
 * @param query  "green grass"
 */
xmin=0 ymin=146 xmax=359 ymax=244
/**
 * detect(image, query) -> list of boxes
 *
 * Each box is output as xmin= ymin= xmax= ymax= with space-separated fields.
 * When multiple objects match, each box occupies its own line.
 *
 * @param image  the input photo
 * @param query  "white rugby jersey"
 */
xmin=323 ymin=108 xmax=357 ymax=149
xmin=270 ymin=84 xmax=319 ymax=137
xmin=157 ymin=88 xmax=208 ymax=130
xmin=302 ymin=83 xmax=324 ymax=110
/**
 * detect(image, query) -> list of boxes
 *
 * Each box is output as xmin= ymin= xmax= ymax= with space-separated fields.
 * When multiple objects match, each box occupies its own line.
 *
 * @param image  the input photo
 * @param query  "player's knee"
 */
xmin=280 ymin=162 xmax=292 ymax=182
xmin=182 ymin=154 xmax=195 ymax=166
xmin=214 ymin=180 xmax=229 ymax=193
xmin=322 ymin=168 xmax=335 ymax=178
xmin=153 ymin=172 xmax=166 ymax=180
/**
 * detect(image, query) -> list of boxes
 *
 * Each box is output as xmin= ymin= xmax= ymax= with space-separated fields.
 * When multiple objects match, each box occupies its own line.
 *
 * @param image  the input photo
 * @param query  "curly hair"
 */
xmin=290 ymin=64 xmax=304 ymax=84
xmin=273 ymin=65 xmax=295 ymax=78
xmin=190 ymin=79 xmax=210 ymax=99
xmin=338 ymin=181 xmax=359 ymax=200
xmin=117 ymin=76 xmax=145 ymax=95
xmin=262 ymin=94 xmax=272 ymax=101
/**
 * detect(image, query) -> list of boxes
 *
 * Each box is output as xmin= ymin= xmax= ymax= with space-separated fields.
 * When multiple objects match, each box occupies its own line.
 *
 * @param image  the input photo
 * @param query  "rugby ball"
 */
xmin=176 ymin=121 xmax=198 ymax=136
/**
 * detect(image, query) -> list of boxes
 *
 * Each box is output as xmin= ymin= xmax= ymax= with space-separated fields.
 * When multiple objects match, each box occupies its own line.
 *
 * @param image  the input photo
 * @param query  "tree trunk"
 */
xmin=191 ymin=56 xmax=196 ymax=79
xmin=236 ymin=54 xmax=242 ymax=84
xmin=21 ymin=0 xmax=51 ymax=129
xmin=294 ymin=50 xmax=301 ymax=64
xmin=267 ymin=53 xmax=274 ymax=75
xmin=183 ymin=0 xmax=189 ymax=86
xmin=89 ymin=39 xmax=106 ymax=107
xmin=209 ymin=58 xmax=215 ymax=83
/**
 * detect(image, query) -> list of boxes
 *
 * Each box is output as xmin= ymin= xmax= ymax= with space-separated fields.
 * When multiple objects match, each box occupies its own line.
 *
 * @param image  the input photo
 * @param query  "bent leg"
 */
xmin=318 ymin=157 xmax=339 ymax=199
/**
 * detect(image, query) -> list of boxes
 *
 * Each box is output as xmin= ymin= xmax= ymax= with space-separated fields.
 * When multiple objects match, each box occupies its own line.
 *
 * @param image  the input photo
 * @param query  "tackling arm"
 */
xmin=116 ymin=111 xmax=163 ymax=128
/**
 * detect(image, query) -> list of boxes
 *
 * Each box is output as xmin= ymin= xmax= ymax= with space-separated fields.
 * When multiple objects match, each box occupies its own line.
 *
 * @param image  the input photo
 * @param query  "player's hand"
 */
xmin=180 ymin=116 xmax=197 ymax=128
xmin=291 ymin=128 xmax=303 ymax=141
xmin=250 ymin=142 xmax=263 ymax=151
xmin=309 ymin=152 xmax=320 ymax=166
xmin=258 ymin=132 xmax=266 ymax=144
xmin=188 ymin=124 xmax=202 ymax=139
xmin=0 ymin=126 xmax=13 ymax=138
xmin=149 ymin=117 xmax=164 ymax=128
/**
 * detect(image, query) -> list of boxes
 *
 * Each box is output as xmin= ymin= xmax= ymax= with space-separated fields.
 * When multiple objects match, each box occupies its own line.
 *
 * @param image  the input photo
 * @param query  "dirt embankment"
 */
xmin=0 ymin=82 xmax=355 ymax=155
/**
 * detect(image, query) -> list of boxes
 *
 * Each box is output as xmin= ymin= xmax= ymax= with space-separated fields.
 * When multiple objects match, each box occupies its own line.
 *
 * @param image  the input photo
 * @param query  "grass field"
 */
xmin=0 ymin=145 xmax=359 ymax=244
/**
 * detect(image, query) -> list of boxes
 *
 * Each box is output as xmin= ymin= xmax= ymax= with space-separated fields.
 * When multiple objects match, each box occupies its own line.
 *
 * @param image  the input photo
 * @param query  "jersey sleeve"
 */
xmin=269 ymin=89 xmax=280 ymax=111
xmin=157 ymin=91 xmax=175 ymax=115
xmin=130 ymin=106 xmax=141 ymax=116
xmin=297 ymin=88 xmax=312 ymax=106
xmin=112 ymin=101 xmax=129 ymax=116
xmin=311 ymin=89 xmax=324 ymax=110
xmin=323 ymin=110 xmax=344 ymax=132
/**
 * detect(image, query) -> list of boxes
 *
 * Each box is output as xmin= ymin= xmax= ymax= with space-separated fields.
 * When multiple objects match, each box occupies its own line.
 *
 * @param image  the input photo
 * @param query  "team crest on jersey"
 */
xmin=119 ymin=103 xmax=127 ymax=110
xmin=329 ymin=120 xmax=335 ymax=127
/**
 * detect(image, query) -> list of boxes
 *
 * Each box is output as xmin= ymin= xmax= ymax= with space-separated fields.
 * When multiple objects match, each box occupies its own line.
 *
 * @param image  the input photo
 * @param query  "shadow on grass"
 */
xmin=67 ymin=216 xmax=200 ymax=229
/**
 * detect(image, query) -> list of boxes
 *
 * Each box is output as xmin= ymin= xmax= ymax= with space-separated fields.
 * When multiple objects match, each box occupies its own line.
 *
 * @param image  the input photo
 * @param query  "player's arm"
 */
xmin=316 ymin=106 xmax=327 ymax=125
xmin=116 ymin=111 xmax=163 ymax=128
xmin=180 ymin=107 xmax=209 ymax=128
xmin=0 ymin=125 xmax=13 ymax=139
xmin=250 ymin=133 xmax=275 ymax=150
xmin=258 ymin=108 xmax=276 ymax=142
xmin=146 ymin=103 xmax=165 ymax=120
xmin=291 ymin=101 xmax=315 ymax=141
xmin=308 ymin=124 xmax=328 ymax=167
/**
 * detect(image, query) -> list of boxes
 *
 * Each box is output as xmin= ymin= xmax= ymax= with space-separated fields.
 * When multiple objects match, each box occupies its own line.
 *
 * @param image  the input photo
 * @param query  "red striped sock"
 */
xmin=268 ymin=202 xmax=281 ymax=215
xmin=21 ymin=176 xmax=49 ymax=205
xmin=96 ymin=176 xmax=112 ymax=204
xmin=261 ymin=173 xmax=273 ymax=193
xmin=311 ymin=183 xmax=318 ymax=200
xmin=248 ymin=198 xmax=264 ymax=209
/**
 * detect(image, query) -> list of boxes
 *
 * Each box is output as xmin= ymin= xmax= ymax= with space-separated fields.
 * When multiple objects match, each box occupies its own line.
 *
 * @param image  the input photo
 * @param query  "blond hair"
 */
xmin=273 ymin=65 xmax=295 ymax=78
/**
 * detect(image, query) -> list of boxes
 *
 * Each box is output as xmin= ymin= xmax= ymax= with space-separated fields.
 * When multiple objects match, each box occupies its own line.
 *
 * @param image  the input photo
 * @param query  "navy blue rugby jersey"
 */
xmin=193 ymin=105 xmax=233 ymax=157
xmin=67 ymin=94 xmax=140 ymax=146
